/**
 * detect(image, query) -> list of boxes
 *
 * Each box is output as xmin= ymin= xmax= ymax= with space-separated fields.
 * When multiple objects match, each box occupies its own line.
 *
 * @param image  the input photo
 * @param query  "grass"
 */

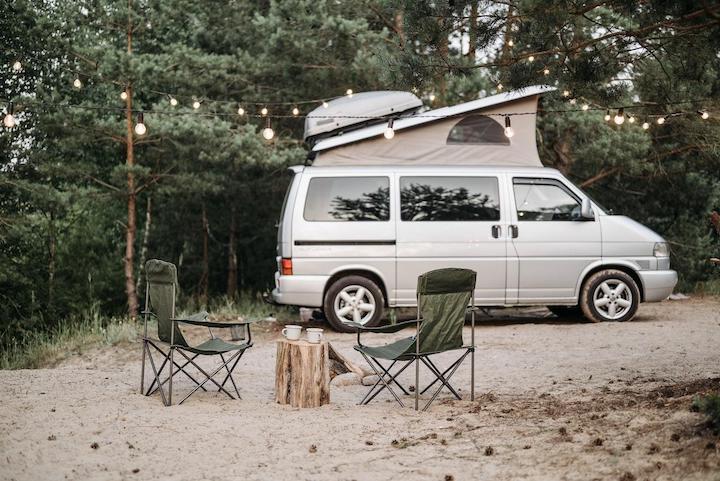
xmin=692 ymin=393 xmax=720 ymax=432
xmin=1 ymin=293 xmax=297 ymax=370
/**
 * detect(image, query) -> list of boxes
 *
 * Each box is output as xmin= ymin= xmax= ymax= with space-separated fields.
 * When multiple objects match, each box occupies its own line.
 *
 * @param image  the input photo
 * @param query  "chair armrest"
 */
xmin=350 ymin=319 xmax=421 ymax=334
xmin=171 ymin=317 xmax=252 ymax=329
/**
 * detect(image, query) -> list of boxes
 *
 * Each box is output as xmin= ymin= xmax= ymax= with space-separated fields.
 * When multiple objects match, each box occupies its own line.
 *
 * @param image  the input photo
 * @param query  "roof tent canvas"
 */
xmin=311 ymin=85 xmax=554 ymax=167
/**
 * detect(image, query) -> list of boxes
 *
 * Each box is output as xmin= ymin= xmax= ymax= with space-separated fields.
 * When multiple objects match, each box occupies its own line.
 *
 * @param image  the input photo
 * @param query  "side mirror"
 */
xmin=580 ymin=198 xmax=594 ymax=220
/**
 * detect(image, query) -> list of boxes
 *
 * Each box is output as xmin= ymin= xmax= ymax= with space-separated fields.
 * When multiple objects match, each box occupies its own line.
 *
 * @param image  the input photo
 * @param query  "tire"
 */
xmin=580 ymin=269 xmax=640 ymax=323
xmin=323 ymin=275 xmax=384 ymax=333
xmin=548 ymin=305 xmax=583 ymax=319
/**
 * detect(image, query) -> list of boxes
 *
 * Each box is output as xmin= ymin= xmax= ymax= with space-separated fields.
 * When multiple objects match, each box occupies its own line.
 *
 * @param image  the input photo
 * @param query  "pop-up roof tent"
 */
xmin=306 ymin=85 xmax=555 ymax=167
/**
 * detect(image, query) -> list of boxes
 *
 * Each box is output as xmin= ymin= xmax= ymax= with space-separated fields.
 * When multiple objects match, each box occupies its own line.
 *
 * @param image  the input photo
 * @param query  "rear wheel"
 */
xmin=580 ymin=269 xmax=640 ymax=322
xmin=323 ymin=275 xmax=384 ymax=333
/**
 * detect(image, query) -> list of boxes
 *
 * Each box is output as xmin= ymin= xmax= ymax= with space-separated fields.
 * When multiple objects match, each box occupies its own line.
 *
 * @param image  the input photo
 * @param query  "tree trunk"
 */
xmin=199 ymin=202 xmax=209 ymax=304
xmin=467 ymin=2 xmax=477 ymax=61
xmin=437 ymin=16 xmax=449 ymax=104
xmin=394 ymin=8 xmax=405 ymax=48
xmin=226 ymin=208 xmax=238 ymax=298
xmin=135 ymin=195 xmax=152 ymax=294
xmin=47 ymin=210 xmax=56 ymax=311
xmin=123 ymin=0 xmax=139 ymax=319
xmin=275 ymin=339 xmax=330 ymax=408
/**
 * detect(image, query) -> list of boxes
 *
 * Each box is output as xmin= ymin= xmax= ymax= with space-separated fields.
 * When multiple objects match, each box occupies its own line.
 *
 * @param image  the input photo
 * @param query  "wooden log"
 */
xmin=275 ymin=339 xmax=330 ymax=408
xmin=328 ymin=342 xmax=367 ymax=379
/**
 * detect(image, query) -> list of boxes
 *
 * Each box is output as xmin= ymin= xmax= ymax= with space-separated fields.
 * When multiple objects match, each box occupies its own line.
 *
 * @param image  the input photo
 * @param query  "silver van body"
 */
xmin=272 ymin=164 xmax=677 ymax=326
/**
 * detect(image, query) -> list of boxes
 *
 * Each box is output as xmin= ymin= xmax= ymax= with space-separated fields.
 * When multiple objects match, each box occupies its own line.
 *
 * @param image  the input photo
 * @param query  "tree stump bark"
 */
xmin=275 ymin=339 xmax=330 ymax=408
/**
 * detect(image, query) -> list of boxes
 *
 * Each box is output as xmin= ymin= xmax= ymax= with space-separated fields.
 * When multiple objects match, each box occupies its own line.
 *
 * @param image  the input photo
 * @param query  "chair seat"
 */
xmin=354 ymin=337 xmax=415 ymax=361
xmin=179 ymin=339 xmax=252 ymax=355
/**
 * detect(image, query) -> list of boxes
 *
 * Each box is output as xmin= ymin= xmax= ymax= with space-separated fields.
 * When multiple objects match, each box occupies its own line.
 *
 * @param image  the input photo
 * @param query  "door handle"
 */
xmin=491 ymin=225 xmax=501 ymax=238
xmin=510 ymin=225 xmax=519 ymax=238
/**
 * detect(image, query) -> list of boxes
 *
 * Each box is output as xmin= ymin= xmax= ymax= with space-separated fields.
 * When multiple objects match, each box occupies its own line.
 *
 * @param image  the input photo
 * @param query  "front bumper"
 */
xmin=271 ymin=272 xmax=328 ymax=307
xmin=639 ymin=269 xmax=677 ymax=302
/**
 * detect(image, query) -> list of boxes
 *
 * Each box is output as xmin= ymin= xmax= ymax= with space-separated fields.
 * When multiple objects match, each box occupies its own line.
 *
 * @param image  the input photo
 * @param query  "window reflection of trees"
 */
xmin=330 ymin=187 xmax=390 ymax=221
xmin=517 ymin=203 xmax=580 ymax=221
xmin=400 ymin=183 xmax=500 ymax=221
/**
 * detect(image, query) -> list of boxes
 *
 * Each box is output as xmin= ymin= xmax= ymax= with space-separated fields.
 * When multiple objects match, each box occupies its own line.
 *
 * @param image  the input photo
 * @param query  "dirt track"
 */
xmin=1 ymin=298 xmax=719 ymax=481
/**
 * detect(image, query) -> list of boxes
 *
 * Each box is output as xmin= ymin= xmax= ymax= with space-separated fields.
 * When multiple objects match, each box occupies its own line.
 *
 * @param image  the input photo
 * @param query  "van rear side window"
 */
xmin=400 ymin=176 xmax=501 ymax=221
xmin=304 ymin=177 xmax=390 ymax=221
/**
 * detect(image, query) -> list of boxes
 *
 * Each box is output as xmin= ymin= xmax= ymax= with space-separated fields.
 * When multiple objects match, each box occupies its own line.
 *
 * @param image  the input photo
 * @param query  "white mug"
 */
xmin=306 ymin=328 xmax=324 ymax=344
xmin=282 ymin=325 xmax=302 ymax=341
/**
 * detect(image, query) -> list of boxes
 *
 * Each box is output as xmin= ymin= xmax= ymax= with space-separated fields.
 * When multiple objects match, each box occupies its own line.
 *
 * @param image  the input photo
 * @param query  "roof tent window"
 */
xmin=446 ymin=114 xmax=510 ymax=145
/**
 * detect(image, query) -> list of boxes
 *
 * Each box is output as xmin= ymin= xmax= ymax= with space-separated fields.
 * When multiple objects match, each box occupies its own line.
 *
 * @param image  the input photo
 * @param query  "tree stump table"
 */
xmin=275 ymin=339 xmax=330 ymax=408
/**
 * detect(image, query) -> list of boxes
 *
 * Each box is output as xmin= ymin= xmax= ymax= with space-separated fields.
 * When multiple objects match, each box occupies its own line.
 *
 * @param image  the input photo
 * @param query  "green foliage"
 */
xmin=692 ymin=393 xmax=720 ymax=432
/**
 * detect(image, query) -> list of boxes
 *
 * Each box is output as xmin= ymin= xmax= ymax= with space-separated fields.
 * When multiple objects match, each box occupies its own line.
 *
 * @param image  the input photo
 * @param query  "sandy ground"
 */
xmin=1 ymin=299 xmax=720 ymax=481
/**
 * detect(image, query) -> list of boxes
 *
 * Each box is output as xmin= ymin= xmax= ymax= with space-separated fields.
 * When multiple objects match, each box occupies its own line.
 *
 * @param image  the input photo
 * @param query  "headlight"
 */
xmin=653 ymin=242 xmax=670 ymax=257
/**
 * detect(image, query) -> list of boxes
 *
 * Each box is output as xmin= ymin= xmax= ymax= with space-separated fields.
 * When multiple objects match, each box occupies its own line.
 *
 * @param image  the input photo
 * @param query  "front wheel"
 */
xmin=580 ymin=269 xmax=640 ymax=322
xmin=323 ymin=276 xmax=384 ymax=333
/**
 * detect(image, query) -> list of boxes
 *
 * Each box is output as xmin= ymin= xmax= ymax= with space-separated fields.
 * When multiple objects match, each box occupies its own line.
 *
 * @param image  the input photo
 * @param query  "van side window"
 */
xmin=513 ymin=179 xmax=581 ymax=221
xmin=400 ymin=176 xmax=501 ymax=221
xmin=304 ymin=177 xmax=390 ymax=221
xmin=446 ymin=115 xmax=510 ymax=145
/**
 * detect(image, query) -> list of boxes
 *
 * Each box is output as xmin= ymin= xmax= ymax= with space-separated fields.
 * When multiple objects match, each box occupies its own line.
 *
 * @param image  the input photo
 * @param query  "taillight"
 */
xmin=281 ymin=258 xmax=293 ymax=276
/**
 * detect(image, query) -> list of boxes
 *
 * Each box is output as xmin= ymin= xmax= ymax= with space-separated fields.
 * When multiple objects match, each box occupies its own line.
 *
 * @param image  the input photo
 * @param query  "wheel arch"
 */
xmin=323 ymin=266 xmax=390 ymax=307
xmin=576 ymin=261 xmax=645 ymax=302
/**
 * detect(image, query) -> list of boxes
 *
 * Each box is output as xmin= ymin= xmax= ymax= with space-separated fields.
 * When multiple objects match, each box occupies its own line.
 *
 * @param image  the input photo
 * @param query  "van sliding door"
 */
xmin=395 ymin=175 xmax=508 ymax=306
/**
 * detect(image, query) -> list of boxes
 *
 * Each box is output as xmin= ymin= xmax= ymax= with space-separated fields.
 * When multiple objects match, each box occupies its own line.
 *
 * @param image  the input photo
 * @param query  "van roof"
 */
xmin=291 ymin=164 xmax=561 ymax=175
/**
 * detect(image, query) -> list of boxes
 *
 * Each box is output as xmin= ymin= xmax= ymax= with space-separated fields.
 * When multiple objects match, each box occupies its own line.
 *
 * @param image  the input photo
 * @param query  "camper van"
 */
xmin=270 ymin=87 xmax=677 ymax=332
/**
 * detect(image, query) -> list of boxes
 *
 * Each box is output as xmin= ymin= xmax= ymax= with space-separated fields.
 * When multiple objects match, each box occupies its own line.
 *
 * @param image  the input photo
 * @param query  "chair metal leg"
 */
xmin=421 ymin=357 xmax=462 ymax=400
xmin=168 ymin=346 xmax=174 ymax=406
xmin=177 ymin=350 xmax=243 ymax=404
xmin=145 ymin=342 xmax=207 ymax=395
xmin=218 ymin=352 xmax=243 ymax=399
xmin=362 ymin=360 xmax=414 ymax=405
xmin=145 ymin=344 xmax=168 ymax=406
xmin=422 ymin=350 xmax=471 ymax=412
xmin=140 ymin=340 xmax=147 ymax=394
xmin=358 ymin=352 xmax=405 ymax=407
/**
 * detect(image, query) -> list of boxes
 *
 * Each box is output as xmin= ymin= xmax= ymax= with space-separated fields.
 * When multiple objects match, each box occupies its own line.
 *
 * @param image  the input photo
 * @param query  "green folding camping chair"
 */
xmin=353 ymin=268 xmax=477 ymax=411
xmin=140 ymin=259 xmax=252 ymax=406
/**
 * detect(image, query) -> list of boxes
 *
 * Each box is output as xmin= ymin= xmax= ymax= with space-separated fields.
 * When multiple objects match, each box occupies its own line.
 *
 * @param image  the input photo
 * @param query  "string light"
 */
xmin=604 ymin=110 xmax=611 ymax=122
xmin=614 ymin=108 xmax=625 ymax=125
xmin=292 ymin=106 xmax=299 ymax=116
xmin=73 ymin=77 xmax=82 ymax=89
xmin=504 ymin=116 xmax=515 ymax=138
xmin=12 ymin=61 xmax=22 ymax=72
xmin=169 ymin=96 xmax=178 ymax=106
xmin=120 ymin=90 xmax=128 ymax=100
xmin=134 ymin=112 xmax=147 ymax=136
xmin=192 ymin=100 xmax=201 ymax=109
xmin=237 ymin=106 xmax=245 ymax=116
xmin=527 ymin=56 xmax=535 ymax=62
xmin=581 ymin=103 xmax=589 ymax=111
xmin=508 ymin=39 xmax=514 ymax=47
xmin=642 ymin=119 xmax=650 ymax=130
xmin=562 ymin=90 xmax=570 ymax=97
xmin=657 ymin=116 xmax=666 ymax=125
xmin=262 ymin=117 xmax=274 ymax=140
xmin=346 ymin=89 xmax=353 ymax=97
xmin=543 ymin=68 xmax=550 ymax=75
xmin=384 ymin=118 xmax=395 ymax=139
xmin=3 ymin=102 xmax=16 ymax=128
xmin=322 ymin=101 xmax=329 ymax=108
xmin=569 ymin=98 xmax=576 ymax=105
xmin=261 ymin=107 xmax=268 ymax=116
xmin=699 ymin=110 xmax=710 ymax=119
xmin=497 ymin=83 xmax=503 ymax=91
xmin=628 ymin=115 xmax=635 ymax=124
xmin=428 ymin=93 xmax=436 ymax=102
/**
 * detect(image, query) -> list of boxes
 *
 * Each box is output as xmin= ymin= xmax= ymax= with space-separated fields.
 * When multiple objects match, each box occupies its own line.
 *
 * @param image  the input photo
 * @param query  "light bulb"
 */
xmin=657 ymin=116 xmax=665 ymax=125
xmin=562 ymin=90 xmax=570 ymax=97
xmin=543 ymin=68 xmax=550 ymax=75
xmin=508 ymin=39 xmax=514 ymax=47
xmin=237 ymin=106 xmax=245 ymax=115
xmin=504 ymin=116 xmax=514 ymax=138
xmin=527 ymin=55 xmax=534 ymax=62
xmin=497 ymin=83 xmax=503 ymax=91
xmin=3 ymin=113 xmax=16 ymax=128
xmin=428 ymin=93 xmax=436 ymax=102
xmin=642 ymin=121 xmax=650 ymax=130
xmin=170 ymin=97 xmax=178 ymax=106
xmin=604 ymin=110 xmax=611 ymax=122
xmin=322 ymin=101 xmax=329 ymax=108
xmin=134 ymin=112 xmax=146 ymax=135
xmin=581 ymin=104 xmax=589 ymax=111
xmin=262 ymin=127 xmax=274 ymax=140
xmin=120 ymin=91 xmax=128 ymax=100
xmin=12 ymin=61 xmax=22 ymax=71
xmin=700 ymin=111 xmax=709 ymax=120
xmin=613 ymin=108 xmax=625 ymax=125
xmin=292 ymin=107 xmax=299 ymax=116
xmin=261 ymin=107 xmax=268 ymax=116
xmin=628 ymin=116 xmax=635 ymax=123
xmin=569 ymin=98 xmax=576 ymax=105
xmin=384 ymin=118 xmax=395 ymax=139
xmin=346 ymin=89 xmax=353 ymax=97
xmin=193 ymin=100 xmax=200 ymax=109
xmin=73 ymin=78 xmax=82 ymax=88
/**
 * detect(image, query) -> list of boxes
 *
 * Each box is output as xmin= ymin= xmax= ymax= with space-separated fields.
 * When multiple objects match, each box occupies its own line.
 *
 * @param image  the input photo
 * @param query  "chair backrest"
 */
xmin=414 ymin=268 xmax=476 ymax=354
xmin=144 ymin=259 xmax=188 ymax=346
